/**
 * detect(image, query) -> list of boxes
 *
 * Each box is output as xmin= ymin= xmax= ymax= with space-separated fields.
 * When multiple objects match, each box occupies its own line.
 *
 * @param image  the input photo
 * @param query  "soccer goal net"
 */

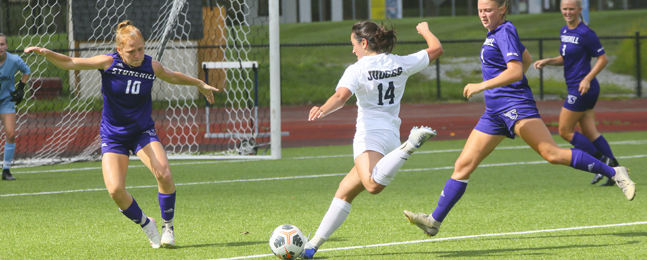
xmin=8 ymin=0 xmax=281 ymax=167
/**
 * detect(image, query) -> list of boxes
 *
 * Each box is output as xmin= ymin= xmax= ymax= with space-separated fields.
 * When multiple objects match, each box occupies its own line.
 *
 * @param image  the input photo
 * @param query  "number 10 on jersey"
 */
xmin=125 ymin=80 xmax=141 ymax=94
xmin=377 ymin=81 xmax=395 ymax=105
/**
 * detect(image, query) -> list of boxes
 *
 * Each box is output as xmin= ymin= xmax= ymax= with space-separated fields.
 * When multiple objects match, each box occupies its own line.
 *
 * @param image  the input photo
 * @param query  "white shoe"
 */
xmin=612 ymin=166 xmax=635 ymax=201
xmin=407 ymin=126 xmax=437 ymax=149
xmin=161 ymin=223 xmax=175 ymax=248
xmin=403 ymin=210 xmax=441 ymax=237
xmin=142 ymin=217 xmax=161 ymax=248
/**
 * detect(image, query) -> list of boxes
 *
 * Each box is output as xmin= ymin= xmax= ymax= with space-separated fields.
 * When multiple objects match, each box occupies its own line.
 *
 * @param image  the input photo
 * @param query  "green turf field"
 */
xmin=2 ymin=131 xmax=646 ymax=259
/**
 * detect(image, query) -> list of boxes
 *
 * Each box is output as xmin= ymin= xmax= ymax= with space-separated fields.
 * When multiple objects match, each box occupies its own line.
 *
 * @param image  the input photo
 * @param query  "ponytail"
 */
xmin=352 ymin=21 xmax=397 ymax=54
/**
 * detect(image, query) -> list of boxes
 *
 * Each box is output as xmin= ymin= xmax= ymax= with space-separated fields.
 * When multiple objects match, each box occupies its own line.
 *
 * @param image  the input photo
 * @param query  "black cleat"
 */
xmin=600 ymin=177 xmax=616 ymax=186
xmin=591 ymin=173 xmax=604 ymax=185
xmin=2 ymin=169 xmax=15 ymax=181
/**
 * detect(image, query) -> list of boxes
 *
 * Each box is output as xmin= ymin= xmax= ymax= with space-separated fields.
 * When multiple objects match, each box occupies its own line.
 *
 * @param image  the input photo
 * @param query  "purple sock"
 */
xmin=570 ymin=148 xmax=616 ymax=178
xmin=570 ymin=132 xmax=600 ymax=157
xmin=120 ymin=198 xmax=149 ymax=227
xmin=159 ymin=191 xmax=176 ymax=221
xmin=431 ymin=179 xmax=467 ymax=222
xmin=592 ymin=135 xmax=615 ymax=159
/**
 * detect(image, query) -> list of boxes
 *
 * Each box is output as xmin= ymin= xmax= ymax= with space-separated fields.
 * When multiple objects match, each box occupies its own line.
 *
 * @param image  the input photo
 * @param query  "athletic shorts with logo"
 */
xmin=101 ymin=126 xmax=160 ymax=155
xmin=474 ymin=105 xmax=541 ymax=139
xmin=563 ymin=82 xmax=600 ymax=112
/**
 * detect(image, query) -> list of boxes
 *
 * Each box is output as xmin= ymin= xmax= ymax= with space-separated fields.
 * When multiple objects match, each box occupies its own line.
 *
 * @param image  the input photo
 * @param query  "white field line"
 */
xmin=209 ymin=221 xmax=647 ymax=260
xmin=2 ymin=153 xmax=646 ymax=198
xmin=11 ymin=140 xmax=647 ymax=175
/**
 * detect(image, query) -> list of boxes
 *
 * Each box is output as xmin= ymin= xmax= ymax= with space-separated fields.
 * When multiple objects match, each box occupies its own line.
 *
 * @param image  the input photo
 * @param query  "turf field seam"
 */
xmin=2 ymin=154 xmax=646 ymax=197
xmin=11 ymin=140 xmax=647 ymax=175
xmin=209 ymin=221 xmax=647 ymax=260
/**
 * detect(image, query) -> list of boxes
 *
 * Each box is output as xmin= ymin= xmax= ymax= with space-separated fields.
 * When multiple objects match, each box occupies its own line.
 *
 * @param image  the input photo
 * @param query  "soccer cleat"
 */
xmin=590 ymin=174 xmax=604 ymax=185
xmin=161 ymin=223 xmax=175 ymax=248
xmin=612 ymin=167 xmax=635 ymax=201
xmin=142 ymin=217 xmax=161 ymax=248
xmin=403 ymin=210 xmax=441 ymax=237
xmin=300 ymin=243 xmax=318 ymax=259
xmin=407 ymin=126 xmax=437 ymax=148
xmin=600 ymin=177 xmax=616 ymax=187
xmin=2 ymin=169 xmax=15 ymax=181
xmin=592 ymin=157 xmax=619 ymax=186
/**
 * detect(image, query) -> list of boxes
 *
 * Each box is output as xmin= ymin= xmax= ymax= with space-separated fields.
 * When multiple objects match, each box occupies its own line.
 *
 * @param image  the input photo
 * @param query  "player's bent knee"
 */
xmin=365 ymin=184 xmax=385 ymax=195
xmin=154 ymin=170 xmax=174 ymax=183
xmin=540 ymin=151 xmax=563 ymax=165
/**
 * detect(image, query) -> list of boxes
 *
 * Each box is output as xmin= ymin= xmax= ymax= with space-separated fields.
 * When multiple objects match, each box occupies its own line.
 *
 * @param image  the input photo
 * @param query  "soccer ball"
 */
xmin=269 ymin=224 xmax=307 ymax=260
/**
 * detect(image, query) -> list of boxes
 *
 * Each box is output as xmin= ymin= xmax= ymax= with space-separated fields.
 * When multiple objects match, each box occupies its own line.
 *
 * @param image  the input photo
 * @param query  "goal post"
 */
xmin=269 ymin=0 xmax=282 ymax=160
xmin=7 ymin=0 xmax=282 ymax=166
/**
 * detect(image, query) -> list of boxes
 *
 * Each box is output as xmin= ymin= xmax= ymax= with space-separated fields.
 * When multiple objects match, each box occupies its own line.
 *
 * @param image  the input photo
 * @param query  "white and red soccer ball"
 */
xmin=269 ymin=224 xmax=307 ymax=260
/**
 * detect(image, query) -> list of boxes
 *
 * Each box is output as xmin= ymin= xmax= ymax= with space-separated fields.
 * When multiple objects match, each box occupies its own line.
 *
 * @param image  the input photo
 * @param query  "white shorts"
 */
xmin=353 ymin=129 xmax=400 ymax=159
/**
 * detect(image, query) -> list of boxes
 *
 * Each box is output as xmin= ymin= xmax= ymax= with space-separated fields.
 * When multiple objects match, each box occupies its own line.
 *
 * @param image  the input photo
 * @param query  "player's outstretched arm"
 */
xmin=308 ymin=87 xmax=352 ymax=121
xmin=24 ymin=47 xmax=112 ymax=71
xmin=415 ymin=22 xmax=443 ymax=63
xmin=152 ymin=61 xmax=219 ymax=104
xmin=533 ymin=55 xmax=564 ymax=69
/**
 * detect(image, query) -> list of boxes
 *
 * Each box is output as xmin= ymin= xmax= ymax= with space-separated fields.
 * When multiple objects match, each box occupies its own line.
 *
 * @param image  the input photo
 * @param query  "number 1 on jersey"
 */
xmin=377 ymin=81 xmax=395 ymax=105
xmin=562 ymin=44 xmax=567 ymax=57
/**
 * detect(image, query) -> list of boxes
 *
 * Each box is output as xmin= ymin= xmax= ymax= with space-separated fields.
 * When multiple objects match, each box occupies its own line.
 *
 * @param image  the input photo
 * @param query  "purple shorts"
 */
xmin=474 ymin=106 xmax=541 ymax=139
xmin=563 ymin=86 xmax=599 ymax=112
xmin=101 ymin=128 xmax=160 ymax=155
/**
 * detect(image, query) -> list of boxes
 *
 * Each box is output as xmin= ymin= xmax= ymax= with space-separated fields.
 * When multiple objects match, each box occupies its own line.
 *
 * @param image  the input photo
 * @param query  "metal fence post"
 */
xmin=539 ymin=39 xmax=544 ymax=100
xmin=636 ymin=31 xmax=642 ymax=98
xmin=436 ymin=58 xmax=441 ymax=99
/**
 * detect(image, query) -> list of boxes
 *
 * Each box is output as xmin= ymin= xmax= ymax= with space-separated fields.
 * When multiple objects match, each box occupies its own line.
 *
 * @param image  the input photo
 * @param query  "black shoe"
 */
xmin=600 ymin=177 xmax=616 ymax=186
xmin=591 ymin=173 xmax=604 ymax=185
xmin=2 ymin=169 xmax=15 ymax=181
xmin=608 ymin=158 xmax=619 ymax=167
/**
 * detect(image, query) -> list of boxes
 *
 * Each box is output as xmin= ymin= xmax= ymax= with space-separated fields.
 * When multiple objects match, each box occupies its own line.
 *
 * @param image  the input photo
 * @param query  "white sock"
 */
xmin=314 ymin=198 xmax=351 ymax=244
xmin=372 ymin=149 xmax=410 ymax=186
xmin=307 ymin=235 xmax=325 ymax=249
xmin=400 ymin=140 xmax=418 ymax=155
xmin=140 ymin=212 xmax=148 ymax=227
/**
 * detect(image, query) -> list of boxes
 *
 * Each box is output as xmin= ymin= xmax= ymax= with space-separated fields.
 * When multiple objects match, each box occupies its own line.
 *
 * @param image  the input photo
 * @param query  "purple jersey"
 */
xmin=560 ymin=23 xmax=605 ymax=88
xmin=480 ymin=21 xmax=535 ymax=115
xmin=99 ymin=52 xmax=156 ymax=141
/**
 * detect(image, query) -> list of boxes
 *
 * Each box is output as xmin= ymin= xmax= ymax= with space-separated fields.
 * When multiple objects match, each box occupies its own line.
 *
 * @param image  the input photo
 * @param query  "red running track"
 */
xmin=280 ymin=99 xmax=647 ymax=148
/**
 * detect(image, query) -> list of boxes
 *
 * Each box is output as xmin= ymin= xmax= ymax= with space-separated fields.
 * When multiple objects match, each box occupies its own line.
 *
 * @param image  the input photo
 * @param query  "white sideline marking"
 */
xmin=12 ymin=140 xmax=647 ymax=175
xmin=209 ymin=221 xmax=647 ymax=260
xmin=2 ymin=154 xmax=646 ymax=198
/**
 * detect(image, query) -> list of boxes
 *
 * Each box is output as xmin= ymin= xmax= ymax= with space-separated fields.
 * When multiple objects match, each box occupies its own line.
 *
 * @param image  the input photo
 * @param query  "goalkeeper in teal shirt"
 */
xmin=0 ymin=33 xmax=30 ymax=180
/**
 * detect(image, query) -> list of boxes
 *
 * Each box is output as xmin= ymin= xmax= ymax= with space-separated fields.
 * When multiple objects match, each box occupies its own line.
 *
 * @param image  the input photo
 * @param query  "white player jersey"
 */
xmin=336 ymin=50 xmax=429 ymax=134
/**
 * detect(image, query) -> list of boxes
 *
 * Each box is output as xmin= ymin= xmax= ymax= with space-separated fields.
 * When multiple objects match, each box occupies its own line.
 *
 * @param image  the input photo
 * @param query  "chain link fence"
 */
xmin=280 ymin=34 xmax=646 ymax=105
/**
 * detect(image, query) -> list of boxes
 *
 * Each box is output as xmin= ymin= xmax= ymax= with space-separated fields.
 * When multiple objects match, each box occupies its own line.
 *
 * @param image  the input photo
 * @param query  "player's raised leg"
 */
xmin=372 ymin=126 xmax=436 ymax=188
xmin=516 ymin=118 xmax=635 ymax=200
xmin=137 ymin=141 xmax=176 ymax=248
xmin=103 ymin=152 xmax=161 ymax=248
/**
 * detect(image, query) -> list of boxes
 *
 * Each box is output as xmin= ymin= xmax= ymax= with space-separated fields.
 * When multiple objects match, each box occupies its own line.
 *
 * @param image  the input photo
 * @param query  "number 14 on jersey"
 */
xmin=377 ymin=81 xmax=395 ymax=105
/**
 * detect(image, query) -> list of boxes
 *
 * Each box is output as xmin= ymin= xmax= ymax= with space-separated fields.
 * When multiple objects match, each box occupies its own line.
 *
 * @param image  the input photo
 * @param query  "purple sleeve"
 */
xmin=583 ymin=30 xmax=605 ymax=57
xmin=498 ymin=27 xmax=524 ymax=63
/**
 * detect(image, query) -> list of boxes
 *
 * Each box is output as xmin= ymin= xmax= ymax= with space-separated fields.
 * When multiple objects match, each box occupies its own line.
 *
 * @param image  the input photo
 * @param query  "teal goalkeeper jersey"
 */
xmin=0 ymin=52 xmax=30 ymax=103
